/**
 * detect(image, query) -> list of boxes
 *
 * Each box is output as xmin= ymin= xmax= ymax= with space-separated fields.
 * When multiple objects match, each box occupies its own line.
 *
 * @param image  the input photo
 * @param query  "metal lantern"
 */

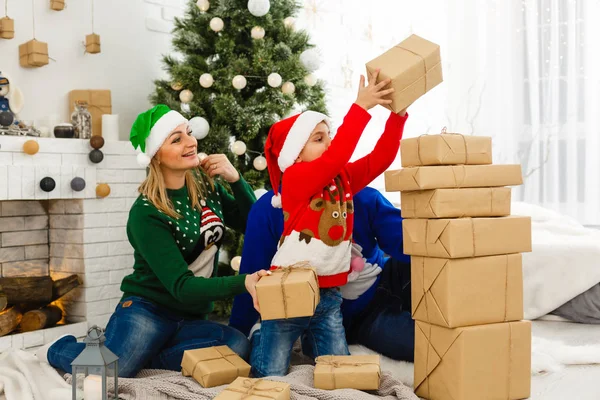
xmin=71 ymin=326 xmax=119 ymax=400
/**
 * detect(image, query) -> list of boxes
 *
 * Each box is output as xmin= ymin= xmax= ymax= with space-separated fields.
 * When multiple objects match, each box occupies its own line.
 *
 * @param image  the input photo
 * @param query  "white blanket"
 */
xmin=512 ymin=202 xmax=600 ymax=319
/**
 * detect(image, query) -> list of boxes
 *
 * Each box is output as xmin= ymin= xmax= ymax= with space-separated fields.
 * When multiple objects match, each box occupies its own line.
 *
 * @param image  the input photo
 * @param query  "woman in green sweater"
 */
xmin=37 ymin=105 xmax=269 ymax=377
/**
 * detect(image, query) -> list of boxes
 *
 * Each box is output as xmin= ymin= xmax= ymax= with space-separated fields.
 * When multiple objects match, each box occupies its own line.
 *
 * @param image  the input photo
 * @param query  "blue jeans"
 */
xmin=48 ymin=296 xmax=251 ymax=378
xmin=250 ymin=288 xmax=349 ymax=377
xmin=346 ymin=258 xmax=415 ymax=361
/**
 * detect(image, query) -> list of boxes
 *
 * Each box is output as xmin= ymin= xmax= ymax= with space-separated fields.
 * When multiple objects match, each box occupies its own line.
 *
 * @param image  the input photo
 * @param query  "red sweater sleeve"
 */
xmin=283 ymin=104 xmax=371 ymax=201
xmin=345 ymin=111 xmax=408 ymax=193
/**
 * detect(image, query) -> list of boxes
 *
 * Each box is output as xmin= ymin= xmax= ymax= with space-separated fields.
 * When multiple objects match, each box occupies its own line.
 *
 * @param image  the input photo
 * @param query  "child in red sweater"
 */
xmin=250 ymin=70 xmax=408 ymax=377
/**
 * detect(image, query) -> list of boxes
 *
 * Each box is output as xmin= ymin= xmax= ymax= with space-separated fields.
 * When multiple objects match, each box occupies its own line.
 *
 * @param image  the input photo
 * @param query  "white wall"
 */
xmin=0 ymin=0 xmax=181 ymax=140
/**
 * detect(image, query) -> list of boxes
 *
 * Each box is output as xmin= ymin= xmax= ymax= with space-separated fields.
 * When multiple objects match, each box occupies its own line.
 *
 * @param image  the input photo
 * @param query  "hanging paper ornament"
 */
xmin=171 ymin=81 xmax=183 ymax=91
xmin=96 ymin=183 xmax=111 ymax=198
xmin=231 ymin=140 xmax=247 ymax=155
xmin=90 ymin=135 xmax=105 ymax=149
xmin=189 ymin=116 xmax=210 ymax=140
xmin=230 ymin=256 xmax=242 ymax=271
xmin=179 ymin=89 xmax=194 ymax=103
xmin=253 ymin=155 xmax=267 ymax=171
xmin=23 ymin=140 xmax=39 ymax=155
xmin=70 ymin=177 xmax=86 ymax=192
xmin=304 ymin=74 xmax=317 ymax=87
xmin=282 ymin=82 xmax=295 ymax=95
xmin=232 ymin=75 xmax=247 ymax=90
xmin=196 ymin=0 xmax=210 ymax=12
xmin=181 ymin=103 xmax=191 ymax=113
xmin=283 ymin=17 xmax=295 ymax=29
xmin=199 ymin=73 xmax=214 ymax=88
xmin=40 ymin=177 xmax=56 ymax=192
xmin=89 ymin=149 xmax=104 ymax=164
xmin=0 ymin=16 xmax=15 ymax=39
xmin=300 ymin=48 xmax=322 ymax=72
xmin=267 ymin=73 xmax=282 ymax=88
xmin=247 ymin=0 xmax=270 ymax=17
xmin=197 ymin=152 xmax=208 ymax=162
xmin=210 ymin=17 xmax=224 ymax=32
xmin=251 ymin=26 xmax=265 ymax=40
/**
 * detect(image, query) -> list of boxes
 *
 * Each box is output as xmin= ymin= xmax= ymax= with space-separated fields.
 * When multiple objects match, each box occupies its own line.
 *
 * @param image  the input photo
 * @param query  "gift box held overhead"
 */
xmin=313 ymin=355 xmax=381 ymax=391
xmin=400 ymin=133 xmax=492 ymax=167
xmin=214 ymin=377 xmax=290 ymax=400
xmin=181 ymin=345 xmax=250 ymax=388
xmin=366 ymin=34 xmax=443 ymax=113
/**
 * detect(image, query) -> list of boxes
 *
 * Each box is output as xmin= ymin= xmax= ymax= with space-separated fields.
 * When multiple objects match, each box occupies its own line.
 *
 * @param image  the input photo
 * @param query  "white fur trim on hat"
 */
xmin=145 ymin=110 xmax=188 ymax=160
xmin=278 ymin=111 xmax=330 ymax=172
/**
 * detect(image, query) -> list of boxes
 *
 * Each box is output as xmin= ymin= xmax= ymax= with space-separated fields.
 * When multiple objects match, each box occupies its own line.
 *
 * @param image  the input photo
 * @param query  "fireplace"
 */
xmin=0 ymin=136 xmax=145 ymax=351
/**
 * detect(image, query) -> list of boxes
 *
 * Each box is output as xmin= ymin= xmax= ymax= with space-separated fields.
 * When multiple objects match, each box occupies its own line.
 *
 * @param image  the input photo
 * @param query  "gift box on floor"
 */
xmin=401 ymin=187 xmax=511 ymax=219
xmin=181 ymin=345 xmax=251 ymax=388
xmin=19 ymin=39 xmax=49 ymax=68
xmin=411 ymin=254 xmax=523 ymax=328
xmin=414 ymin=320 xmax=531 ymax=400
xmin=86 ymin=33 xmax=101 ymax=54
xmin=313 ymin=355 xmax=381 ymax=390
xmin=402 ymin=216 xmax=531 ymax=258
xmin=68 ymin=90 xmax=112 ymax=136
xmin=385 ymin=164 xmax=523 ymax=192
xmin=401 ymin=134 xmax=492 ymax=167
xmin=366 ymin=34 xmax=443 ymax=114
xmin=214 ymin=377 xmax=290 ymax=400
xmin=0 ymin=17 xmax=15 ymax=39
xmin=255 ymin=267 xmax=319 ymax=321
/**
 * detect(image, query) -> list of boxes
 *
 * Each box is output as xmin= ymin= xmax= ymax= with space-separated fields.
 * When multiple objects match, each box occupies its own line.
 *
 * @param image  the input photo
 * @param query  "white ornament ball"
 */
xmin=199 ymin=73 xmax=214 ymax=88
xmin=232 ymin=75 xmax=247 ymax=90
xmin=179 ymin=89 xmax=194 ymax=103
xmin=171 ymin=81 xmax=183 ymax=91
xmin=198 ymin=152 xmax=208 ymax=162
xmin=251 ymin=26 xmax=265 ymax=40
xmin=230 ymin=255 xmax=242 ymax=271
xmin=196 ymin=0 xmax=210 ymax=12
xmin=253 ymin=155 xmax=267 ymax=171
xmin=267 ymin=73 xmax=282 ymax=88
xmin=304 ymin=74 xmax=317 ymax=87
xmin=189 ymin=116 xmax=210 ymax=140
xmin=254 ymin=188 xmax=268 ymax=199
xmin=300 ymin=48 xmax=322 ymax=72
xmin=283 ymin=17 xmax=295 ymax=28
xmin=282 ymin=81 xmax=295 ymax=95
xmin=232 ymin=140 xmax=247 ymax=155
xmin=247 ymin=0 xmax=270 ymax=17
xmin=181 ymin=103 xmax=191 ymax=113
xmin=210 ymin=17 xmax=224 ymax=32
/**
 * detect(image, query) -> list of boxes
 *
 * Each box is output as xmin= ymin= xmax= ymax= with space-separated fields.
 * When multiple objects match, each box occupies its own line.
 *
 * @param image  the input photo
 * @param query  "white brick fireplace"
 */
xmin=0 ymin=136 xmax=145 ymax=351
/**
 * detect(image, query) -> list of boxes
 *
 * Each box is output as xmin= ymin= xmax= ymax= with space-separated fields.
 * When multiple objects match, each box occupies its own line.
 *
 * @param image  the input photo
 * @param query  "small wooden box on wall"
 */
xmin=86 ymin=34 xmax=101 ymax=54
xmin=0 ymin=17 xmax=15 ymax=39
xmin=50 ymin=0 xmax=66 ymax=11
xmin=19 ymin=39 xmax=49 ymax=68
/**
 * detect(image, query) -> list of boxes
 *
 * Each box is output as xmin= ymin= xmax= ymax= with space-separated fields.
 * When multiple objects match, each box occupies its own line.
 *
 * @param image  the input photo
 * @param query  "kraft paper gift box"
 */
xmin=86 ymin=33 xmax=101 ymax=54
xmin=50 ymin=0 xmax=65 ymax=11
xmin=411 ymin=254 xmax=524 ymax=328
xmin=400 ymin=134 xmax=492 ymax=167
xmin=366 ymin=34 xmax=443 ymax=113
xmin=181 ymin=345 xmax=251 ymax=388
xmin=214 ymin=377 xmax=290 ymax=400
xmin=414 ymin=321 xmax=531 ymax=400
xmin=385 ymin=164 xmax=523 ymax=192
xmin=68 ymin=90 xmax=112 ymax=136
xmin=313 ymin=355 xmax=381 ymax=390
xmin=19 ymin=40 xmax=49 ymax=68
xmin=255 ymin=267 xmax=319 ymax=321
xmin=0 ymin=17 xmax=15 ymax=39
xmin=402 ymin=216 xmax=532 ymax=258
xmin=400 ymin=187 xmax=511 ymax=219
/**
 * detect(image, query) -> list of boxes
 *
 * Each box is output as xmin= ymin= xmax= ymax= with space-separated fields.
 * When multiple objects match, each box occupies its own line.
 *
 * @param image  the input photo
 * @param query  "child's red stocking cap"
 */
xmin=264 ymin=111 xmax=330 ymax=208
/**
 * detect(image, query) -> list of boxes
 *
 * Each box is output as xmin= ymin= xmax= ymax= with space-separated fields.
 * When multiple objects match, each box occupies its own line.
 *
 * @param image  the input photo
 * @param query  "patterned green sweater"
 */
xmin=121 ymin=176 xmax=256 ymax=318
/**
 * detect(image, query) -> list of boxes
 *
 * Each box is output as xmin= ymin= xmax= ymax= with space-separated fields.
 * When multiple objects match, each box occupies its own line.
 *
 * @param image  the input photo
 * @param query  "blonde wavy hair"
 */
xmin=138 ymin=158 xmax=214 ymax=219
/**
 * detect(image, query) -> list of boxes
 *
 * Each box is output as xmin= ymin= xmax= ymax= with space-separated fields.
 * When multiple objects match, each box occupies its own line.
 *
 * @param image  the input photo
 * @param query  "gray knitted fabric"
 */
xmin=66 ymin=365 xmax=419 ymax=400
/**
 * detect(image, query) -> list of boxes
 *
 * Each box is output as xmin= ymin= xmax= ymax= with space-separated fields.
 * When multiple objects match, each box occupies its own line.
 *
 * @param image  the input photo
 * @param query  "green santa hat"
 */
xmin=130 ymin=104 xmax=188 ymax=167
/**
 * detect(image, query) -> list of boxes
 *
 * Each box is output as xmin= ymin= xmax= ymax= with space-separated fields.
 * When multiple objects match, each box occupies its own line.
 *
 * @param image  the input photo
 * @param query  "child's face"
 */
xmin=296 ymin=122 xmax=331 ymax=163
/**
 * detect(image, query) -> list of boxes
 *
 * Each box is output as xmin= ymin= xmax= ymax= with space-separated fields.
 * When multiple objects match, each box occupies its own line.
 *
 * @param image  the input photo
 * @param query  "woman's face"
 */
xmin=155 ymin=123 xmax=199 ymax=171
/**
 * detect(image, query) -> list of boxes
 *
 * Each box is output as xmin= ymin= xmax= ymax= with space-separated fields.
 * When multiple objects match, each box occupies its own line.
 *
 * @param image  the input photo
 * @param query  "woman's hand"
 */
xmin=245 ymin=270 xmax=271 ymax=312
xmin=200 ymin=154 xmax=240 ymax=183
xmin=354 ymin=69 xmax=395 ymax=111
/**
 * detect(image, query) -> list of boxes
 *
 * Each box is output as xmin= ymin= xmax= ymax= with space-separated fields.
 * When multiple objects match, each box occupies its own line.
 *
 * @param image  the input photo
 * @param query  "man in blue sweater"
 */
xmin=229 ymin=187 xmax=414 ymax=361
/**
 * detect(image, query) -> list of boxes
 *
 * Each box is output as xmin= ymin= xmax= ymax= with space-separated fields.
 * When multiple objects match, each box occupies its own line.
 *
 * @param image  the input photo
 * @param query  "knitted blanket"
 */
xmin=66 ymin=365 xmax=419 ymax=400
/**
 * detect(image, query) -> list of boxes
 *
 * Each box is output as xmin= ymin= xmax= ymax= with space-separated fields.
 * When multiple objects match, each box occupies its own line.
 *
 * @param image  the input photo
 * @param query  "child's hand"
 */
xmin=398 ymin=107 xmax=408 ymax=117
xmin=354 ymin=69 xmax=395 ymax=111
xmin=245 ymin=270 xmax=271 ymax=312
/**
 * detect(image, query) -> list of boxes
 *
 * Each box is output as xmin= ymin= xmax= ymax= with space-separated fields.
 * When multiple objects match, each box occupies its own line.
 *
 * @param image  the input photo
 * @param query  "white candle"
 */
xmin=83 ymin=374 xmax=102 ymax=400
xmin=102 ymin=114 xmax=120 ymax=142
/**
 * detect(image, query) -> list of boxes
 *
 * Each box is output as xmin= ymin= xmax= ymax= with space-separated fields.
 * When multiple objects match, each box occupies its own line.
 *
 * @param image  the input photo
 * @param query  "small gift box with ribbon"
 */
xmin=215 ymin=377 xmax=290 ymax=400
xmin=400 ymin=132 xmax=492 ymax=167
xmin=313 ymin=355 xmax=381 ymax=391
xmin=86 ymin=33 xmax=101 ymax=54
xmin=19 ymin=39 xmax=49 ymax=68
xmin=366 ymin=34 xmax=443 ymax=114
xmin=415 ymin=320 xmax=531 ymax=400
xmin=0 ymin=17 xmax=15 ymax=39
xmin=255 ymin=265 xmax=319 ymax=321
xmin=50 ymin=0 xmax=66 ymax=11
xmin=181 ymin=345 xmax=251 ymax=388
xmin=411 ymin=254 xmax=523 ymax=328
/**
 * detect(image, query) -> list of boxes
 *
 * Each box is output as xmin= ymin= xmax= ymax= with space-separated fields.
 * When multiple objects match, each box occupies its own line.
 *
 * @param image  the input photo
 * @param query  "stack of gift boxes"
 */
xmin=385 ymin=133 xmax=532 ymax=400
